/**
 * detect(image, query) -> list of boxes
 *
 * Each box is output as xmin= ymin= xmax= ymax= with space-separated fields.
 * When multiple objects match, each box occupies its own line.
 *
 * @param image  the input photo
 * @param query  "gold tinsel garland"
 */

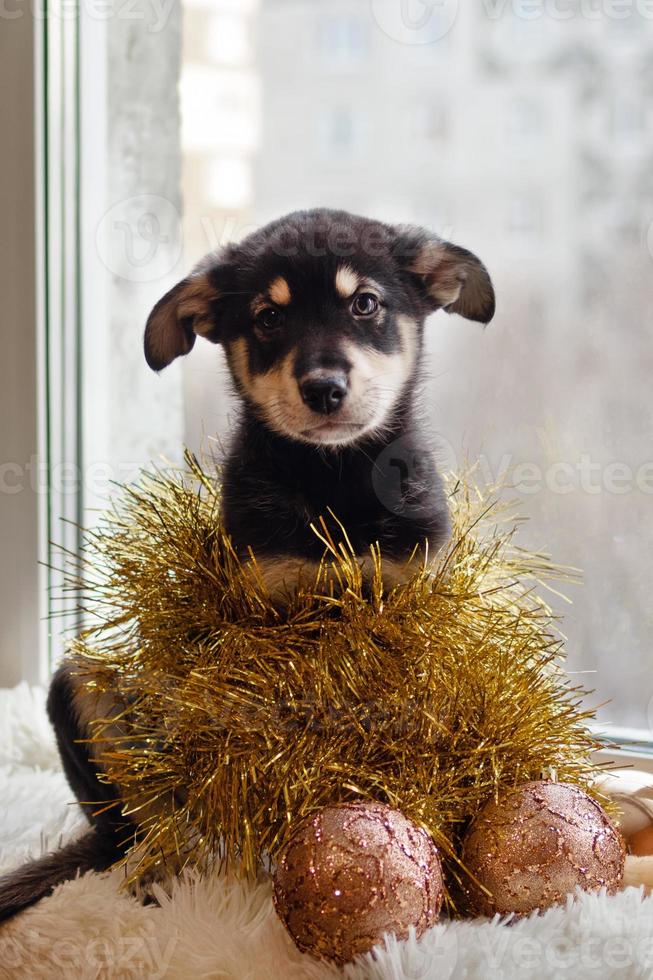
xmin=62 ymin=454 xmax=603 ymax=908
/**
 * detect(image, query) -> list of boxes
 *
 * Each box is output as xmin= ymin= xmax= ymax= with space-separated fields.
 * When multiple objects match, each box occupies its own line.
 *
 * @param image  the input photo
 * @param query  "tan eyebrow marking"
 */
xmin=268 ymin=276 xmax=292 ymax=306
xmin=335 ymin=264 xmax=361 ymax=299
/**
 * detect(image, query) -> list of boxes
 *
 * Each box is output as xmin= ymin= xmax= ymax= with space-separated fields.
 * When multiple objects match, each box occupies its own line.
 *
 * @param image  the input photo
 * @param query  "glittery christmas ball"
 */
xmin=462 ymin=780 xmax=625 ymax=917
xmin=273 ymin=801 xmax=443 ymax=964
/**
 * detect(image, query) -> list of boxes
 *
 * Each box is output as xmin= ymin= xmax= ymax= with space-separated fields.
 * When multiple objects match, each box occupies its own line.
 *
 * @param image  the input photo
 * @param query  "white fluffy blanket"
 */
xmin=1 ymin=683 xmax=653 ymax=980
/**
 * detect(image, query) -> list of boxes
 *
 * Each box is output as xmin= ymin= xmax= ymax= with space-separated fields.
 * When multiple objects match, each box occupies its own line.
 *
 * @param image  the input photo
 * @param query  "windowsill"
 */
xmin=592 ymin=725 xmax=653 ymax=774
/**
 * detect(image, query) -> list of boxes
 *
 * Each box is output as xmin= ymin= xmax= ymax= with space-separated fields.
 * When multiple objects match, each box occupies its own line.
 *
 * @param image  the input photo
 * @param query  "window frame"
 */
xmin=37 ymin=1 xmax=85 ymax=676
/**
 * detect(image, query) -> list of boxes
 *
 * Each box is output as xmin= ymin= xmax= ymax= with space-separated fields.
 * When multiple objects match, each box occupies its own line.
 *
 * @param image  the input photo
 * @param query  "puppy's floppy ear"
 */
xmin=144 ymin=271 xmax=221 ymax=371
xmin=393 ymin=227 xmax=495 ymax=325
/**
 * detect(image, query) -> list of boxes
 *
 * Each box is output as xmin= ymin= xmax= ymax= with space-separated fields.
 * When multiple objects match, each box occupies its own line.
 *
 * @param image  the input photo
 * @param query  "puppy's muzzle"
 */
xmin=300 ymin=372 xmax=348 ymax=415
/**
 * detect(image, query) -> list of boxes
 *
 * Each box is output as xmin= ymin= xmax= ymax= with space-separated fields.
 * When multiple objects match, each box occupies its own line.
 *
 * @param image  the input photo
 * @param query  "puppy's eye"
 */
xmin=351 ymin=293 xmax=380 ymax=317
xmin=256 ymin=307 xmax=282 ymax=332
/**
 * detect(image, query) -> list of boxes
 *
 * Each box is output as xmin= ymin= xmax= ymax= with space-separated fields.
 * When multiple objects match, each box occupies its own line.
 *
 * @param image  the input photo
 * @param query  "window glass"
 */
xmin=89 ymin=1 xmax=653 ymax=732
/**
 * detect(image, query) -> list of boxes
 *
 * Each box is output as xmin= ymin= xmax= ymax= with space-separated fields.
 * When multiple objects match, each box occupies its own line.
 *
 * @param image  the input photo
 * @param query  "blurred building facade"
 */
xmin=179 ymin=0 xmax=653 ymax=727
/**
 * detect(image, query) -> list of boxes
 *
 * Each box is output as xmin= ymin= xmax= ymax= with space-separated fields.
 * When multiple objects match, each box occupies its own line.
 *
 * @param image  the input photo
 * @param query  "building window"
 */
xmin=316 ymin=15 xmax=368 ymax=69
xmin=318 ymin=106 xmax=362 ymax=155
xmin=506 ymin=99 xmax=543 ymax=146
xmin=506 ymin=196 xmax=543 ymax=238
xmin=608 ymin=100 xmax=646 ymax=146
xmin=411 ymin=104 xmax=448 ymax=143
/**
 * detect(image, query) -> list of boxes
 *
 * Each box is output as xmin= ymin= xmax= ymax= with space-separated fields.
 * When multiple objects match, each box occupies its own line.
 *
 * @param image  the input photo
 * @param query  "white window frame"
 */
xmin=37 ymin=2 xmax=86 ymax=676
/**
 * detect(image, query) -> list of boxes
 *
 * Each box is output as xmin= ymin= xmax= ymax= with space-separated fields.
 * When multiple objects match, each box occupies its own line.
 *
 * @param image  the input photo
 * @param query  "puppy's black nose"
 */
xmin=300 ymin=375 xmax=348 ymax=415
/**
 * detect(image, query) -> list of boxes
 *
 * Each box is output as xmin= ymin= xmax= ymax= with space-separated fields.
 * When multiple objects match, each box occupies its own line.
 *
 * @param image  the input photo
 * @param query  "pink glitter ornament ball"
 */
xmin=273 ymin=801 xmax=443 ymax=964
xmin=462 ymin=780 xmax=625 ymax=917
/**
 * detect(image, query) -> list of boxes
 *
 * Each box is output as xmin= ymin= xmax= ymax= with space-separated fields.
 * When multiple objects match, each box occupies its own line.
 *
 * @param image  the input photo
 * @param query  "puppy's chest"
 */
xmin=222 ymin=437 xmax=448 ymax=565
xmin=271 ymin=466 xmax=384 ymax=555
xmin=223 ymin=453 xmax=378 ymax=554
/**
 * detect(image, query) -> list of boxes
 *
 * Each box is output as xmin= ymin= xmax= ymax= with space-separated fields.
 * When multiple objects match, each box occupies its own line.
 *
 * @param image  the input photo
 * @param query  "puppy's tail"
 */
xmin=0 ymin=827 xmax=125 ymax=923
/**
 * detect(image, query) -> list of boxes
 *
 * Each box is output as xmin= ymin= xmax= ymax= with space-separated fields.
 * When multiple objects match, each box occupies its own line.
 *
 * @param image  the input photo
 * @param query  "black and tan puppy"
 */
xmin=147 ymin=208 xmax=494 ymax=591
xmin=0 ymin=209 xmax=494 ymax=921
